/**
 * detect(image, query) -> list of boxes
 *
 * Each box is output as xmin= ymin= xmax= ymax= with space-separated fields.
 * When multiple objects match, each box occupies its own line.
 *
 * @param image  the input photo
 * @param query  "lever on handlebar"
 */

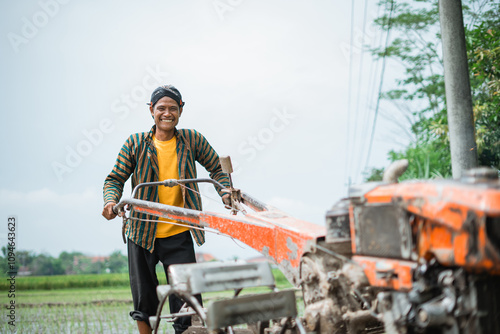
xmin=219 ymin=156 xmax=246 ymax=215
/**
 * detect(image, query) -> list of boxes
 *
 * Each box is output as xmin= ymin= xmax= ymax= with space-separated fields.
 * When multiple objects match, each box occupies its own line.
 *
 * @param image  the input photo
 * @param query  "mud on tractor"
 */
xmin=114 ymin=158 xmax=500 ymax=334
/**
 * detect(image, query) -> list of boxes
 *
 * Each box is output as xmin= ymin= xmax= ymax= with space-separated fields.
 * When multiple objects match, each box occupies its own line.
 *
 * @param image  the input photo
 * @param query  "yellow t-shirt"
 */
xmin=153 ymin=135 xmax=189 ymax=238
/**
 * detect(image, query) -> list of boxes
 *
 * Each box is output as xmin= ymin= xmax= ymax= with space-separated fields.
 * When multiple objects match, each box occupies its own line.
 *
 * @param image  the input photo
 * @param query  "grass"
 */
xmin=0 ymin=287 xmax=132 ymax=305
xmin=0 ymin=273 xmax=131 ymax=291
xmin=0 ymin=268 xmax=301 ymax=333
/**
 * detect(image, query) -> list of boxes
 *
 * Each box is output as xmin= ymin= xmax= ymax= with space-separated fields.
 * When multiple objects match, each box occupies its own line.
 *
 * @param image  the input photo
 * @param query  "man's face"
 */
xmin=150 ymin=96 xmax=182 ymax=135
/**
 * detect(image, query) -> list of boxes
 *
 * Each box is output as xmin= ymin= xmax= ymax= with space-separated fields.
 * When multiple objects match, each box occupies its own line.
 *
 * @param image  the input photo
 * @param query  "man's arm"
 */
xmin=102 ymin=135 xmax=136 ymax=220
xmin=192 ymin=130 xmax=231 ymax=196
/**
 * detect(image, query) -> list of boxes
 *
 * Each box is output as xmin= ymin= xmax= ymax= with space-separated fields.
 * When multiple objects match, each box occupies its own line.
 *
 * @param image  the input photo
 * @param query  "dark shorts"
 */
xmin=127 ymin=231 xmax=202 ymax=332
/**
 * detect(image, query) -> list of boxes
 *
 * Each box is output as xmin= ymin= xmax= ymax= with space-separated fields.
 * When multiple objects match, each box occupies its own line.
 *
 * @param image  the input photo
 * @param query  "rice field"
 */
xmin=1 ymin=269 xmax=300 ymax=333
xmin=1 ymin=287 xmax=138 ymax=334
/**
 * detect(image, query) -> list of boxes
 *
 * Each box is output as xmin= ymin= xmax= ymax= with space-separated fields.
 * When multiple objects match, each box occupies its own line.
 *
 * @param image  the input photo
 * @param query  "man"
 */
xmin=102 ymin=85 xmax=230 ymax=334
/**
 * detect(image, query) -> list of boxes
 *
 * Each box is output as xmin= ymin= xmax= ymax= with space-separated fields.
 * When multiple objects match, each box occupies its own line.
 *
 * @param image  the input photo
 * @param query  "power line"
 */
xmin=343 ymin=0 xmax=356 ymax=192
xmin=349 ymin=0 xmax=369 ymax=184
xmin=355 ymin=1 xmax=385 ymax=181
xmin=363 ymin=0 xmax=395 ymax=172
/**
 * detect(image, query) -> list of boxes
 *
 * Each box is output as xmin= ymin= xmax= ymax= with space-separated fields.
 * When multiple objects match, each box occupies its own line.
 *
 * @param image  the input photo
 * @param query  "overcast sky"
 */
xmin=0 ymin=0 xmax=406 ymax=261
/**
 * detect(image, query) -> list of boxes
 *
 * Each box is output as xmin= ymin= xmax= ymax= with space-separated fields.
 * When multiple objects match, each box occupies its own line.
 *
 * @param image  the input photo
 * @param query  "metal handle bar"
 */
xmin=112 ymin=178 xmax=226 ymax=214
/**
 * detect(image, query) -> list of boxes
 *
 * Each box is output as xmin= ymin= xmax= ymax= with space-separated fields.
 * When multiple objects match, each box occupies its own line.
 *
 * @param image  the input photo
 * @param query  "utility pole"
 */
xmin=439 ymin=0 xmax=478 ymax=178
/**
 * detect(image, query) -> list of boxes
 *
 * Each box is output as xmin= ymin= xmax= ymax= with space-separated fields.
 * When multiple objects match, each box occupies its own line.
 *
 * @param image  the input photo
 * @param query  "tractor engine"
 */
xmin=300 ymin=167 xmax=500 ymax=334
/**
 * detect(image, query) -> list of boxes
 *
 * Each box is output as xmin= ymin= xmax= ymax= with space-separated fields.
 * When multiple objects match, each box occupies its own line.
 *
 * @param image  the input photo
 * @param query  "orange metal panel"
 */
xmin=200 ymin=213 xmax=278 ymax=260
xmin=352 ymin=255 xmax=417 ymax=291
xmin=365 ymin=181 xmax=500 ymax=218
xmin=361 ymin=181 xmax=500 ymax=274
xmin=123 ymin=197 xmax=326 ymax=286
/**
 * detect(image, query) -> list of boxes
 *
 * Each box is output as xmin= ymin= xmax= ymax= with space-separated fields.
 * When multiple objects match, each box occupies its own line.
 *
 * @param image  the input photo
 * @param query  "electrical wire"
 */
xmin=175 ymin=181 xmax=243 ymax=214
xmin=344 ymin=0 xmax=357 ymax=193
xmin=363 ymin=0 xmax=395 ymax=172
xmin=349 ymin=0 xmax=369 ymax=184
xmin=356 ymin=2 xmax=385 ymax=181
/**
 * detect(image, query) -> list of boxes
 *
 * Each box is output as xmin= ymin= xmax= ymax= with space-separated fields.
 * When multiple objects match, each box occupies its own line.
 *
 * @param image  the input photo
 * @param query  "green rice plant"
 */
xmin=272 ymin=268 xmax=293 ymax=289
xmin=1 ymin=281 xmax=303 ymax=333
xmin=0 ymin=265 xmax=299 ymax=332
xmin=1 ymin=302 xmax=138 ymax=334
xmin=0 ymin=273 xmax=131 ymax=291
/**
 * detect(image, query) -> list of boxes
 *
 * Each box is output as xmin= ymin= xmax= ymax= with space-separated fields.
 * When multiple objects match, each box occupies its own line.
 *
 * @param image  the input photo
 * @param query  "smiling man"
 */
xmin=102 ymin=85 xmax=230 ymax=334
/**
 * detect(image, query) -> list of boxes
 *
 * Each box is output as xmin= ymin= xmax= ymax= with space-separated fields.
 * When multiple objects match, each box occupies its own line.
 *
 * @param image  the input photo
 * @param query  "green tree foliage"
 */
xmin=59 ymin=251 xmax=84 ymax=275
xmin=0 ymin=248 xmax=128 ymax=276
xmin=388 ymin=141 xmax=451 ymax=180
xmin=467 ymin=19 xmax=500 ymax=168
xmin=107 ymin=250 xmax=128 ymax=274
xmin=31 ymin=253 xmax=65 ymax=276
xmin=365 ymin=167 xmax=384 ymax=182
xmin=0 ymin=246 xmax=11 ymax=275
xmin=367 ymin=0 xmax=500 ymax=180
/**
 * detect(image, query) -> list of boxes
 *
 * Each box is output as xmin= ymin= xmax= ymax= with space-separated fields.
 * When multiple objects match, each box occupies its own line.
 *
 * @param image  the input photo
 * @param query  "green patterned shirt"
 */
xmin=103 ymin=126 xmax=230 ymax=251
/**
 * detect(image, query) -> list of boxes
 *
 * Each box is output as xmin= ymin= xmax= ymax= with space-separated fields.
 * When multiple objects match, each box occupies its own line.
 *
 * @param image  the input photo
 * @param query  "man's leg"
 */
xmin=128 ymin=239 xmax=160 ymax=333
xmin=137 ymin=320 xmax=152 ymax=334
xmin=157 ymin=231 xmax=202 ymax=334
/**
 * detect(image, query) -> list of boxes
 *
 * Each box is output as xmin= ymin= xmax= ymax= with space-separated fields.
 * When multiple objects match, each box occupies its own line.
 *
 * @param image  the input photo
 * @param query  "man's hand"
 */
xmin=222 ymin=194 xmax=231 ymax=207
xmin=102 ymin=202 xmax=121 ymax=220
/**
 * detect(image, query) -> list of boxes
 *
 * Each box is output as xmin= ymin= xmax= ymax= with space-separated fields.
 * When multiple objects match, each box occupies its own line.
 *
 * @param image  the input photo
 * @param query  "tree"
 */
xmin=31 ymin=253 xmax=64 ymax=276
xmin=367 ymin=0 xmax=500 ymax=181
xmin=467 ymin=18 xmax=500 ymax=168
xmin=0 ymin=246 xmax=11 ymax=276
xmin=106 ymin=250 xmax=128 ymax=274
xmin=59 ymin=251 xmax=85 ymax=275
xmin=0 ymin=249 xmax=130 ymax=277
